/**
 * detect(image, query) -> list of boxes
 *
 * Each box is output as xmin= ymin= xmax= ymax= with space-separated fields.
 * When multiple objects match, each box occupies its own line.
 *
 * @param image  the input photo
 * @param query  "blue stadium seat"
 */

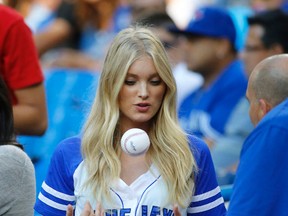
xmin=17 ymin=67 xmax=100 ymax=196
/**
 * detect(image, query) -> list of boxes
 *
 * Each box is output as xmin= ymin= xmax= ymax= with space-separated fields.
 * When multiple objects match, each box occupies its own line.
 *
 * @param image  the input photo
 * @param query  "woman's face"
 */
xmin=118 ymin=55 xmax=166 ymax=129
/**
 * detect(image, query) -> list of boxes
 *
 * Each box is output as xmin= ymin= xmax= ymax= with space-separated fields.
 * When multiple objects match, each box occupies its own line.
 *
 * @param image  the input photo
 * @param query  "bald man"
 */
xmin=227 ymin=54 xmax=288 ymax=216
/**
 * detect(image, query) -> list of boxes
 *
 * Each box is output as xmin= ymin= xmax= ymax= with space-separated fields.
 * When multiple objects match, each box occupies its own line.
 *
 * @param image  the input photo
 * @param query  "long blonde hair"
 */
xmin=81 ymin=26 xmax=197 ymax=207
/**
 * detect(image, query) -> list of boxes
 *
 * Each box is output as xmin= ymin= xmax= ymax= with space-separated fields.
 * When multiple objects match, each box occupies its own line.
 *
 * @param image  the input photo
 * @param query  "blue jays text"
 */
xmin=105 ymin=205 xmax=175 ymax=216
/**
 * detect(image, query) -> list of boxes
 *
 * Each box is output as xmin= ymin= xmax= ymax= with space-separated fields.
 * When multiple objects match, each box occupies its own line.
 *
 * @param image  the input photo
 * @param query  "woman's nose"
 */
xmin=138 ymin=82 xmax=148 ymax=99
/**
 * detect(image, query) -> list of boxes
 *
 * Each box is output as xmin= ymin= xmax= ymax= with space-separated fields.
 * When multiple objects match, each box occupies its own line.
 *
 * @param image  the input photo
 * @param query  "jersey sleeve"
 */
xmin=187 ymin=135 xmax=227 ymax=215
xmin=34 ymin=137 xmax=82 ymax=216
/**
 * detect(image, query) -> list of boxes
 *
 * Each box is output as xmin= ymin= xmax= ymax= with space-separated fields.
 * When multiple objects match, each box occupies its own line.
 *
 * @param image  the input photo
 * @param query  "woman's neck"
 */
xmin=120 ymin=152 xmax=151 ymax=185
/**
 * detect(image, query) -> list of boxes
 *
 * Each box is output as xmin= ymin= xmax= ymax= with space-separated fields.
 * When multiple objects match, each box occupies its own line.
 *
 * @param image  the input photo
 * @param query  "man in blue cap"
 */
xmin=214 ymin=8 xmax=288 ymax=185
xmin=170 ymin=5 xmax=248 ymax=184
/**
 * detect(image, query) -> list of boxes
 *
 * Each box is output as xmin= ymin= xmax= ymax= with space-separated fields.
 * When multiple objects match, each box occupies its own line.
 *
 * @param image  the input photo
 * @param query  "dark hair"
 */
xmin=135 ymin=11 xmax=175 ymax=28
xmin=0 ymin=76 xmax=22 ymax=149
xmin=248 ymin=9 xmax=288 ymax=52
xmin=134 ymin=12 xmax=178 ymax=49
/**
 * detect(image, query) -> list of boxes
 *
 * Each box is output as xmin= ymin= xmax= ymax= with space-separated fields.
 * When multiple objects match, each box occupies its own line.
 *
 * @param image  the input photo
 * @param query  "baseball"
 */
xmin=120 ymin=128 xmax=150 ymax=156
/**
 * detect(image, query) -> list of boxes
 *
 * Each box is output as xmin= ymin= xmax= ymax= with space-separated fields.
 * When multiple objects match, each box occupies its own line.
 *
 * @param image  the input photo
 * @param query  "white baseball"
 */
xmin=120 ymin=128 xmax=150 ymax=156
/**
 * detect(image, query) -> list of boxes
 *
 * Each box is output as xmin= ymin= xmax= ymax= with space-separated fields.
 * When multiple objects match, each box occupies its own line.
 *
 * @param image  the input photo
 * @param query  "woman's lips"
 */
xmin=135 ymin=103 xmax=150 ymax=112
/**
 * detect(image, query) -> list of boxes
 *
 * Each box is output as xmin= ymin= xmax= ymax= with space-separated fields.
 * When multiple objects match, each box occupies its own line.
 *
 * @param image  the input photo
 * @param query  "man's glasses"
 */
xmin=243 ymin=45 xmax=266 ymax=52
xmin=162 ymin=40 xmax=178 ymax=49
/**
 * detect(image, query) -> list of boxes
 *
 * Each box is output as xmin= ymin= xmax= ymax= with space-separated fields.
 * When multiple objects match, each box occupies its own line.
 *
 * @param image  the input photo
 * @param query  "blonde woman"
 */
xmin=35 ymin=26 xmax=226 ymax=216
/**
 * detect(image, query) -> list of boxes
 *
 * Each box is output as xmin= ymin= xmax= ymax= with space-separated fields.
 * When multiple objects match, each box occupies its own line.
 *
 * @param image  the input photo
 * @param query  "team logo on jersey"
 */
xmin=105 ymin=205 xmax=174 ymax=216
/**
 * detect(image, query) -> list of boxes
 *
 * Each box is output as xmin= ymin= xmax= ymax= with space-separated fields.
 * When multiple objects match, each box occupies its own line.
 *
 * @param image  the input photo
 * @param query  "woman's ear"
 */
xmin=258 ymin=98 xmax=273 ymax=119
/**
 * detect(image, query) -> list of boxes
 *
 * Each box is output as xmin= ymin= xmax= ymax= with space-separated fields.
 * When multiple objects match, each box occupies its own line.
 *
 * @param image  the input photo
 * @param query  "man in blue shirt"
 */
xmin=228 ymin=54 xmax=288 ymax=215
xmin=212 ymin=8 xmax=288 ymax=185
xmin=170 ymin=6 xmax=247 ymax=156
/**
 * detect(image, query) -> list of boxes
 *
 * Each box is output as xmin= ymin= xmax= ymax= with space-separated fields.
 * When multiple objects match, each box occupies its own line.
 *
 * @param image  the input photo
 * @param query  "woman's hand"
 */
xmin=66 ymin=204 xmax=74 ymax=216
xmin=66 ymin=202 xmax=104 ymax=216
xmin=173 ymin=205 xmax=182 ymax=216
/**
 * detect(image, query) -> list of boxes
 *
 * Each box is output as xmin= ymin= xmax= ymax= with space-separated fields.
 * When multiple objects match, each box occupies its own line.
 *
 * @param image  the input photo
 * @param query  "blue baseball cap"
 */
xmin=170 ymin=6 xmax=237 ymax=50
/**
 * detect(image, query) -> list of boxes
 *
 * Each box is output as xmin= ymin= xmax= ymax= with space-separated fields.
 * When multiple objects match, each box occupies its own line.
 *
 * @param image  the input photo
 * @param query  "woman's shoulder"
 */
xmin=0 ymin=145 xmax=34 ymax=187
xmin=187 ymin=134 xmax=210 ymax=153
xmin=51 ymin=136 xmax=83 ymax=168
xmin=0 ymin=145 xmax=35 ymax=216
xmin=55 ymin=135 xmax=82 ymax=154
xmin=187 ymin=134 xmax=211 ymax=165
xmin=0 ymin=145 xmax=32 ymax=166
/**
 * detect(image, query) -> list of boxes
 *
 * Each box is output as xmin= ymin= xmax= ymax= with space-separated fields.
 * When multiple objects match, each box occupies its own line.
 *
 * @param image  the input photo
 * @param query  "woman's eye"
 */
xmin=124 ymin=80 xmax=136 ymax=85
xmin=151 ymin=80 xmax=161 ymax=85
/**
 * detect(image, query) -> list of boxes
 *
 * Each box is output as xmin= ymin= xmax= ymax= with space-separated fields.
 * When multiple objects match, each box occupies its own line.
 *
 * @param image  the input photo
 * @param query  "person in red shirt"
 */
xmin=0 ymin=4 xmax=47 ymax=135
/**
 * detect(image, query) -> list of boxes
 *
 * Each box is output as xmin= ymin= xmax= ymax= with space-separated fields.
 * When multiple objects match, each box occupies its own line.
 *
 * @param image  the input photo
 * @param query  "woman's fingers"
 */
xmin=95 ymin=203 xmax=104 ymax=216
xmin=173 ymin=205 xmax=181 ymax=216
xmin=66 ymin=201 xmax=104 ymax=216
xmin=66 ymin=204 xmax=74 ymax=216
xmin=81 ymin=201 xmax=94 ymax=216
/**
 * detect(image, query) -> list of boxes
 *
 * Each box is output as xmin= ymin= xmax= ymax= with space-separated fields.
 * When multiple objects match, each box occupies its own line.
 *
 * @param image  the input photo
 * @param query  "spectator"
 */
xmin=2 ymin=0 xmax=61 ymax=35
xmin=227 ymin=54 xmax=288 ymax=215
xmin=34 ymin=26 xmax=226 ymax=216
xmin=213 ymin=8 xmax=288 ymax=185
xmin=130 ymin=0 xmax=166 ymax=21
xmin=0 ymin=76 xmax=36 ymax=216
xmin=242 ymin=8 xmax=288 ymax=76
xmin=25 ymin=0 xmax=62 ymax=34
xmin=170 ymin=7 xmax=247 ymax=158
xmin=0 ymin=5 xmax=47 ymax=135
xmin=250 ymin=0 xmax=288 ymax=12
xmin=34 ymin=0 xmax=131 ymax=72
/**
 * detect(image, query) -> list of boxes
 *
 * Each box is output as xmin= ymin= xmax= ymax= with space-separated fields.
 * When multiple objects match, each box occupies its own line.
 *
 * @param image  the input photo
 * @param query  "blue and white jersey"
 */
xmin=178 ymin=60 xmax=247 ymax=141
xmin=34 ymin=135 xmax=226 ymax=216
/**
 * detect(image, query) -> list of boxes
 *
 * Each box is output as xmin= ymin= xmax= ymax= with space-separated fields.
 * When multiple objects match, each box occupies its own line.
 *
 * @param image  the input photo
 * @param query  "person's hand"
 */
xmin=173 ymin=205 xmax=181 ymax=216
xmin=66 ymin=202 xmax=104 ymax=216
xmin=66 ymin=204 xmax=73 ymax=216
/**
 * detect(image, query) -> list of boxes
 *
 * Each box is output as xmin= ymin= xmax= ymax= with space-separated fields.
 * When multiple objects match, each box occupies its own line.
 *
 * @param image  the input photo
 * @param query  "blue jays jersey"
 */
xmin=34 ymin=135 xmax=226 ymax=216
xmin=178 ymin=60 xmax=247 ymax=141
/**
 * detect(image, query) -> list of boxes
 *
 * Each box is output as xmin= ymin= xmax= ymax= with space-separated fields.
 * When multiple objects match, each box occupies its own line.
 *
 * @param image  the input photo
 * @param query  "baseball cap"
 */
xmin=169 ymin=6 xmax=237 ymax=49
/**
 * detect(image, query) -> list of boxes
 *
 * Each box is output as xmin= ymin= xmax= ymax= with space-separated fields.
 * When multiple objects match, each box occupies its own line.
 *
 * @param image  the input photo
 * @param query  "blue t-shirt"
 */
xmin=228 ymin=98 xmax=288 ymax=215
xmin=178 ymin=59 xmax=247 ymax=141
xmin=34 ymin=135 xmax=226 ymax=216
